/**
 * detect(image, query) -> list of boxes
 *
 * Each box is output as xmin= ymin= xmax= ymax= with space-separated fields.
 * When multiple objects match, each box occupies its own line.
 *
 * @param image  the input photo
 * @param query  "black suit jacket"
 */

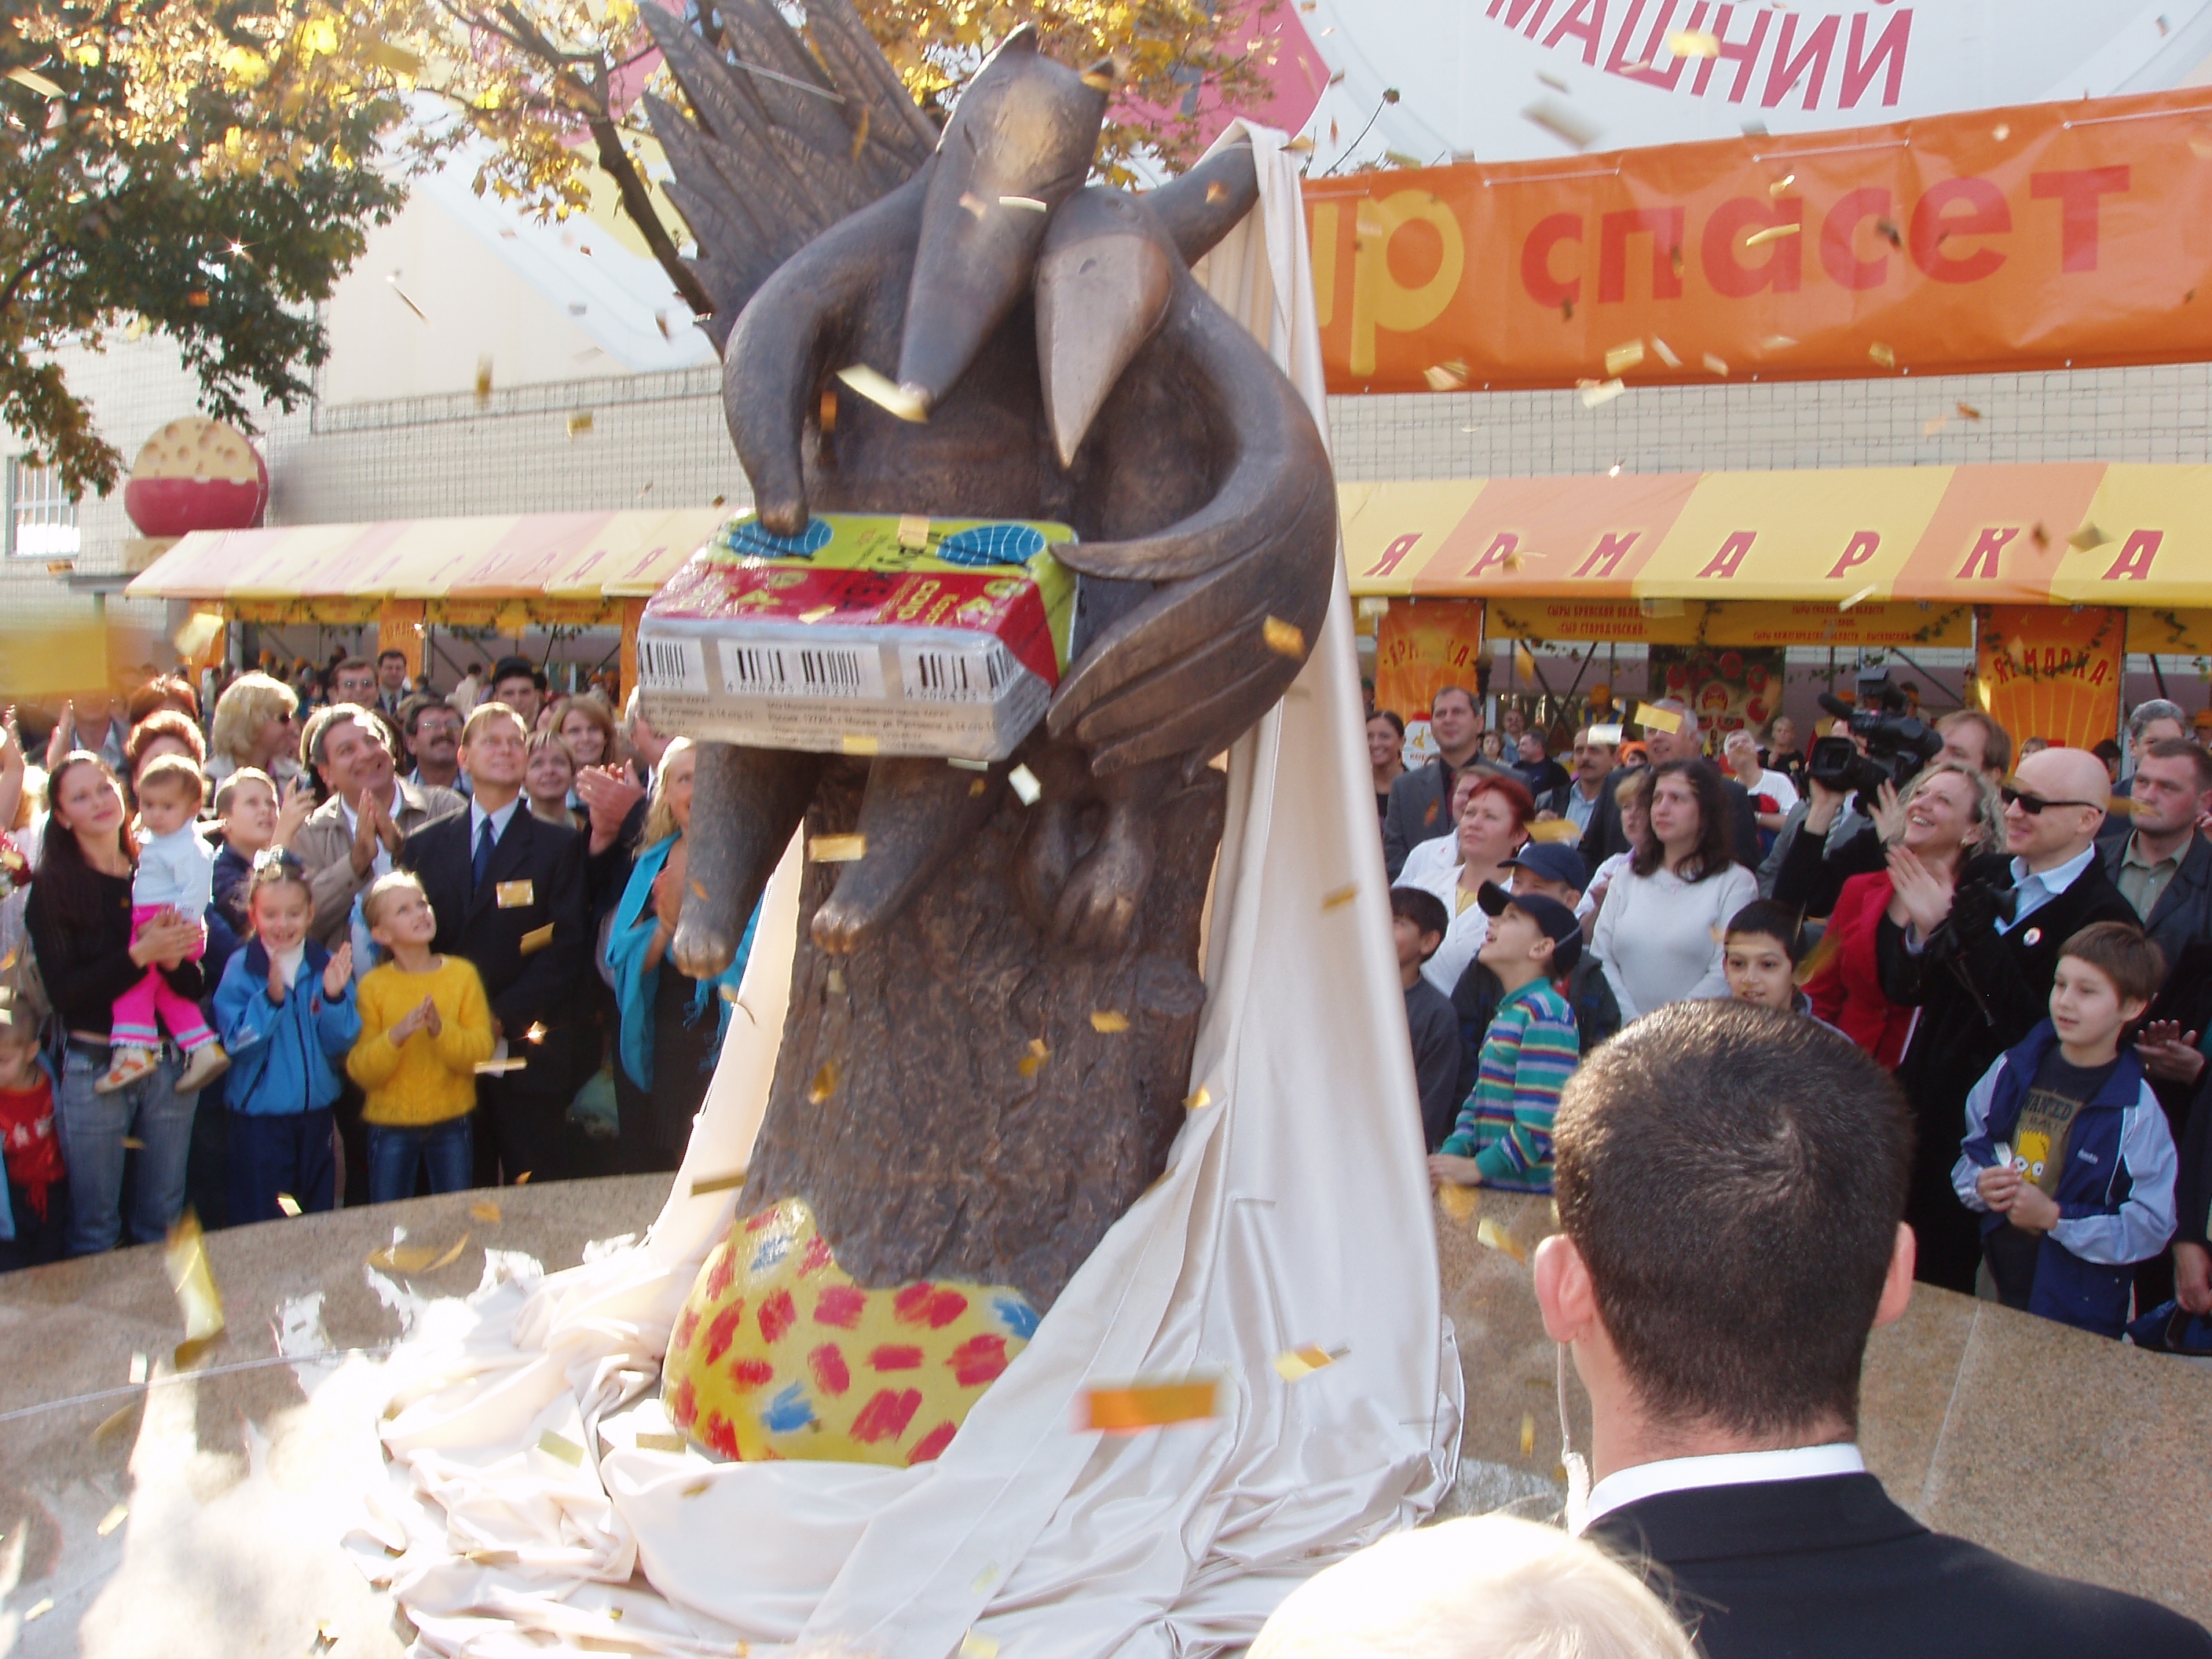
xmin=1591 ymin=1474 xmax=2210 ymax=1659
xmin=402 ymin=805 xmax=588 ymax=1099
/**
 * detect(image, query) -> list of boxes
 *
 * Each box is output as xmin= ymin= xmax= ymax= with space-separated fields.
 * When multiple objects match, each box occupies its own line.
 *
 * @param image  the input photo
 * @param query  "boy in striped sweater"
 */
xmin=1429 ymin=883 xmax=1583 ymax=1195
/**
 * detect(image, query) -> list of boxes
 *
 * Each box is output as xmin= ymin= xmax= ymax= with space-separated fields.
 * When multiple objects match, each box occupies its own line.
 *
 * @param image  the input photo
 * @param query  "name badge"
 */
xmin=518 ymin=922 xmax=554 ymax=957
xmin=496 ymin=880 xmax=535 ymax=909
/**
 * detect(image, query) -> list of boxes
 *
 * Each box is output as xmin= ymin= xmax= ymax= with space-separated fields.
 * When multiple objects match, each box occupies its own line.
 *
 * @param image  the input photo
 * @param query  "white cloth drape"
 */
xmin=342 ymin=123 xmax=1458 ymax=1658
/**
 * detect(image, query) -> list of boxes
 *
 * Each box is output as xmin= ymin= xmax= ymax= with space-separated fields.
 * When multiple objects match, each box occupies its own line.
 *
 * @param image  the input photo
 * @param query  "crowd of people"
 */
xmin=0 ymin=647 xmax=753 ymax=1265
xmin=1384 ymin=686 xmax=2212 ymax=1349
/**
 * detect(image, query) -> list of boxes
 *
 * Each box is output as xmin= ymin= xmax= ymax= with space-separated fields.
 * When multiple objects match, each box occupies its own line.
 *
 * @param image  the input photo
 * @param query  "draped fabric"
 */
xmin=343 ymin=123 xmax=1459 ymax=1657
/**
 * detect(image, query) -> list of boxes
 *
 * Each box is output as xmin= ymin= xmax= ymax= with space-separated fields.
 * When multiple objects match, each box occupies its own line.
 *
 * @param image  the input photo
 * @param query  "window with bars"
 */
xmin=6 ymin=458 xmax=79 ymax=560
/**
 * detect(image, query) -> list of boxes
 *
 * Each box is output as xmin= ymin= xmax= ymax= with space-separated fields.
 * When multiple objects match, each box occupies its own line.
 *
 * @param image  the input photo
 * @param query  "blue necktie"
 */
xmin=472 ymin=815 xmax=495 ymax=892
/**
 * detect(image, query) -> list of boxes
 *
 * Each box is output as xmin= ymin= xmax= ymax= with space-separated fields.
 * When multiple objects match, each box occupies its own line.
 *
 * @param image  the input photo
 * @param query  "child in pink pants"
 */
xmin=101 ymin=758 xmax=228 ymax=1097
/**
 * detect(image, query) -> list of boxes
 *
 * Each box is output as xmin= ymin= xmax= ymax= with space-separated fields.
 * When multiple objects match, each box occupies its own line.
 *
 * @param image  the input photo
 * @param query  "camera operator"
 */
xmin=1875 ymin=746 xmax=2137 ymax=1293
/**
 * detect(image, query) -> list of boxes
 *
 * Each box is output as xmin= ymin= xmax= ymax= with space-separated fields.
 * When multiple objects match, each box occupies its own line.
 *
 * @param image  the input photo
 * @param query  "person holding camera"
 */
xmin=1876 ymin=747 xmax=2137 ymax=1293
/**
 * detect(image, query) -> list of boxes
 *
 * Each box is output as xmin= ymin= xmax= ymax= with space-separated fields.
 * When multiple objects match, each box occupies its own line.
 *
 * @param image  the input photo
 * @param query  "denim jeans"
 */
xmin=365 ymin=1115 xmax=473 ymax=1203
xmin=55 ymin=1043 xmax=197 ymax=1255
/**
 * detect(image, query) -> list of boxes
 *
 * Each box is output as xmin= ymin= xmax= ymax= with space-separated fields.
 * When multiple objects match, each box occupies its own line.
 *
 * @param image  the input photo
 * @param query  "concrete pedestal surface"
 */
xmin=1 ymin=1176 xmax=2206 ymax=1654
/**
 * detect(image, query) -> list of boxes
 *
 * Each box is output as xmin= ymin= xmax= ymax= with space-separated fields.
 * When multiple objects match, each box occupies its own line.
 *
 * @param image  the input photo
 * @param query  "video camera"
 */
xmin=1807 ymin=666 xmax=1943 ymax=809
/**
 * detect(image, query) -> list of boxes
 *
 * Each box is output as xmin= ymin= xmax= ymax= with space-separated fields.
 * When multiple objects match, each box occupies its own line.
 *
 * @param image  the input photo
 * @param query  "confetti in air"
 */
xmin=810 ymin=834 xmax=868 ymax=862
xmin=836 ymin=364 xmax=928 ymax=423
xmin=1273 ymin=1343 xmax=1350 ymax=1382
xmin=1262 ymin=616 xmax=1306 ymax=658
xmin=690 ymin=1170 xmax=748 ymax=1196
xmin=1090 ymin=1009 xmax=1131 ymax=1033
xmin=1080 ymin=1378 xmax=1221 ymax=1431
xmin=1008 ymin=764 xmax=1042 ymax=805
xmin=810 ymin=1059 xmax=841 ymax=1103
xmin=1604 ymin=340 xmax=1645 ymax=376
xmin=1477 ymin=1216 xmax=1527 ymax=1262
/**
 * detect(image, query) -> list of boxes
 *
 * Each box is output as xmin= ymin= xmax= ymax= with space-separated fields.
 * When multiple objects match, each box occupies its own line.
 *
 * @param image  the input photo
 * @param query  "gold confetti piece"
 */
xmin=810 ymin=833 xmax=867 ymax=862
xmin=895 ymin=512 xmax=931 ymax=548
xmin=366 ymin=1243 xmax=437 ymax=1272
xmin=1868 ymin=342 xmax=1896 ymax=368
xmin=97 ymin=1502 xmax=128 ymax=1537
xmin=947 ymin=756 xmax=991 ymax=771
xmin=1520 ymin=1412 xmax=1536 ymax=1457
xmin=1206 ymin=181 xmax=1229 ymax=204
xmin=958 ymin=190 xmax=989 ymax=218
xmin=1082 ymin=1379 xmax=1221 ymax=1431
xmin=1526 ymin=819 xmax=1580 ymax=844
xmin=1634 ymin=701 xmax=1684 ymax=734
xmin=998 ymin=194 xmax=1048 ymax=212
xmin=463 ymin=1548 xmax=517 ymax=1566
xmin=1650 ymin=336 xmax=1681 ymax=368
xmin=1477 ymin=1216 xmax=1527 ymax=1262
xmin=1180 ymin=1082 xmax=1215 ymax=1114
xmin=1761 ymin=334 xmax=1799 ymax=350
xmin=123 ymin=1137 xmax=145 ymax=1150
xmin=797 ymin=604 xmax=836 ymax=624
xmin=565 ymin=411 xmax=593 ymax=438
xmin=1993 ymin=123 xmax=2011 ymax=141
xmin=1321 ymin=884 xmax=1358 ymax=911
xmin=1017 ymin=1038 xmax=1050 ymax=1079
xmin=2067 ymin=521 xmax=2108 ymax=551
xmin=128 ymin=1353 xmax=148 ymax=1386
xmin=690 ymin=1169 xmax=748 ymax=1196
xmin=1923 ymin=416 xmax=1949 ymax=437
xmin=93 ymin=1402 xmax=137 ymax=1442
xmin=962 ymin=1634 xmax=1001 ymax=1659
xmin=427 ymin=1233 xmax=470 ymax=1272
xmin=840 ymin=734 xmax=881 ymax=756
xmin=827 ymin=967 xmax=845 ymax=993
xmin=1839 ymin=584 xmax=1878 ymax=612
xmin=1767 ymin=172 xmax=1796 ymax=196
xmin=472 ymin=1058 xmax=528 ymax=1076
xmin=1284 ymin=134 xmax=1314 ymax=154
xmin=276 ymin=1192 xmax=302 ymax=1218
xmin=537 ymin=1430 xmax=584 ymax=1466
xmin=635 ymin=1430 xmax=687 ymax=1453
xmin=1667 ymin=28 xmax=1720 ymax=56
xmin=711 ymin=494 xmax=727 ymax=507
xmin=1604 ymin=339 xmax=1645 ymax=376
xmin=1437 ymin=1182 xmax=1478 ymax=1222
xmin=165 ymin=1210 xmax=225 ymax=1353
xmin=1743 ymin=223 xmax=1800 ymax=247
xmin=1262 ymin=616 xmax=1306 ymax=658
xmin=1008 ymin=764 xmax=1042 ymax=805
xmin=1579 ymin=378 xmax=1626 ymax=408
xmin=1957 ymin=401 xmax=1983 ymax=420
xmin=810 ymin=1059 xmax=841 ymax=1104
xmin=471 ymin=1200 xmax=502 ymax=1224
xmin=1422 ymin=361 xmax=1469 ymax=392
xmin=1703 ymin=352 xmax=1730 ymax=376
xmin=6 ymin=67 xmax=65 ymax=97
xmin=1272 ymin=1343 xmax=1349 ymax=1382
xmin=23 ymin=1597 xmax=53 ymax=1622
xmin=836 ymin=364 xmax=928 ymax=423
xmin=1090 ymin=1009 xmax=1130 ymax=1033
xmin=1514 ymin=644 xmax=1537 ymax=684
xmin=474 ymin=357 xmax=493 ymax=404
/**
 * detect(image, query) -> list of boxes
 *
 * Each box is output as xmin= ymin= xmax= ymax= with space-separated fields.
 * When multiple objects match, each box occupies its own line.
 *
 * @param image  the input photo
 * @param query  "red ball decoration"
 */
xmin=123 ymin=417 xmax=269 ymax=538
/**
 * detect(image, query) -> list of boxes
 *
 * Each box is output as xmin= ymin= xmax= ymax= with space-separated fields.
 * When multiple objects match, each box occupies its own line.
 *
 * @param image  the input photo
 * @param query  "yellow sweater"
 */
xmin=347 ymin=956 xmax=496 ymax=1127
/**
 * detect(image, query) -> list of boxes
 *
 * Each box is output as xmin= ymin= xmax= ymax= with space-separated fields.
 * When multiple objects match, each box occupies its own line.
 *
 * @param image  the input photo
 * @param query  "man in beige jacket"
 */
xmin=290 ymin=705 xmax=467 ymax=951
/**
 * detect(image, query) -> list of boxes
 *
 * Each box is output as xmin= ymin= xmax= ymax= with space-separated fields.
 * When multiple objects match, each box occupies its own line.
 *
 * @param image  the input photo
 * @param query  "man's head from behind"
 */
xmin=1537 ymin=1002 xmax=1914 ymax=1457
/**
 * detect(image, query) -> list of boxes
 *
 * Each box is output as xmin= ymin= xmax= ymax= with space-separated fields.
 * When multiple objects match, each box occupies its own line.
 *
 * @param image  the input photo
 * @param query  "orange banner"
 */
xmin=1372 ymin=599 xmax=1485 ymax=726
xmin=1307 ymin=87 xmax=2212 ymax=394
xmin=1974 ymin=606 xmax=2123 ymax=754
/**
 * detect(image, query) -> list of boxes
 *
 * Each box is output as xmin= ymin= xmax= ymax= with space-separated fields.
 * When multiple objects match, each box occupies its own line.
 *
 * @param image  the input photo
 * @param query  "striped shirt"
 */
xmin=1441 ymin=978 xmax=1580 ymax=1192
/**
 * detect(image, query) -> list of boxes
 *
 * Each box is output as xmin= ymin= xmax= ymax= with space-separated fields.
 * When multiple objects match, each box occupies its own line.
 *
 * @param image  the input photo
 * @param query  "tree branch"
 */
xmin=584 ymin=109 xmax=711 ymax=317
xmin=0 ymin=244 xmax=61 ymax=317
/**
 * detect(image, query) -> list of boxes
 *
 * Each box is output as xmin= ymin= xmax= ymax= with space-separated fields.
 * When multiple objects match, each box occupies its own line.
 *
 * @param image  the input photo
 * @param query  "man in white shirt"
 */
xmin=1540 ymin=1001 xmax=2209 ymax=1659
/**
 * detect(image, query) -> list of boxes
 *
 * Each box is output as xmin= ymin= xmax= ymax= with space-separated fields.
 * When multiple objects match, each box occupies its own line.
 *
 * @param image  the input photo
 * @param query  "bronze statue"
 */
xmin=640 ymin=4 xmax=1332 ymax=1407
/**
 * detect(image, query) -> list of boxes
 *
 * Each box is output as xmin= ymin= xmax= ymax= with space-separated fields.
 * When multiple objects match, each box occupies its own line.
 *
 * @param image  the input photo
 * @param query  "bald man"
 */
xmin=1876 ymin=747 xmax=2138 ymax=1292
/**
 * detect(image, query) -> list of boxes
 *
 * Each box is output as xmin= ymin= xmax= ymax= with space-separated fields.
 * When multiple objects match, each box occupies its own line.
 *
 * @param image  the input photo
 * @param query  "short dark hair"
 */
xmin=1432 ymin=685 xmax=1478 ymax=717
xmin=334 ymin=656 xmax=374 ymax=678
xmin=1724 ymin=899 xmax=1802 ymax=964
xmin=2093 ymin=738 xmax=2123 ymax=766
xmin=1936 ymin=709 xmax=2011 ymax=775
xmin=2141 ymin=736 xmax=2212 ymax=794
xmin=398 ymin=693 xmax=456 ymax=739
xmin=1370 ymin=709 xmax=1406 ymax=738
xmin=1629 ymin=758 xmax=1733 ymax=883
xmin=376 ymin=648 xmax=408 ymax=668
xmin=2059 ymin=921 xmax=2165 ymax=1008
xmin=1391 ymin=887 xmax=1449 ymax=956
xmin=1554 ymin=1002 xmax=1912 ymax=1438
xmin=491 ymin=654 xmax=541 ymax=690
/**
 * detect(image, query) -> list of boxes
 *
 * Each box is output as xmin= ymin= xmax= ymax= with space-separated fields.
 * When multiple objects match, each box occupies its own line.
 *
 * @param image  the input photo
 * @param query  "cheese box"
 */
xmin=636 ymin=511 xmax=1079 ymax=762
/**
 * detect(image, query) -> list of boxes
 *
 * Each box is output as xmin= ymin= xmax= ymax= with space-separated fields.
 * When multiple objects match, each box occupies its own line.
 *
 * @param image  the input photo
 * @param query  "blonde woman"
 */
xmin=523 ymin=731 xmax=584 ymax=831
xmin=207 ymin=672 xmax=303 ymax=789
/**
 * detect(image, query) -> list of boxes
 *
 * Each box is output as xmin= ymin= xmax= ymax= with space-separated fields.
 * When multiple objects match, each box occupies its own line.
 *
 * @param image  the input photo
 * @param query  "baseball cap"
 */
xmin=1503 ymin=842 xmax=1588 ymax=893
xmin=1476 ymin=881 xmax=1584 ymax=975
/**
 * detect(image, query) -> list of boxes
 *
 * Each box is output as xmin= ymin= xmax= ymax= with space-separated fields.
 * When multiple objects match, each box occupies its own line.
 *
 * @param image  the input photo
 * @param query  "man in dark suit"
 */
xmin=1877 ymin=745 xmax=2138 ymax=1292
xmin=402 ymin=701 xmax=588 ymax=1187
xmin=1382 ymin=686 xmax=1490 ymax=878
xmin=1539 ymin=1001 xmax=2210 ymax=1659
xmin=1577 ymin=698 xmax=1760 ymax=870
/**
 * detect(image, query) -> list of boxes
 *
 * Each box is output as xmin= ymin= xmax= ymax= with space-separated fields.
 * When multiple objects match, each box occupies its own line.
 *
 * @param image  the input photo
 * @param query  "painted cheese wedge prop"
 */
xmin=123 ymin=416 xmax=270 ymax=537
xmin=636 ymin=511 xmax=1077 ymax=764
xmin=665 ymin=1198 xmax=1038 ymax=1467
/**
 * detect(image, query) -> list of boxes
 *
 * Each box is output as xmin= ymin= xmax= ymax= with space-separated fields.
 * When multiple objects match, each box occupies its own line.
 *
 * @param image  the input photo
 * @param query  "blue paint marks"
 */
xmin=761 ymin=1381 xmax=815 ymax=1434
xmin=721 ymin=517 xmax=833 ymax=561
xmin=991 ymin=1295 xmax=1039 ymax=1340
xmin=749 ymin=1232 xmax=791 ymax=1274
xmin=937 ymin=524 xmax=1046 ymax=567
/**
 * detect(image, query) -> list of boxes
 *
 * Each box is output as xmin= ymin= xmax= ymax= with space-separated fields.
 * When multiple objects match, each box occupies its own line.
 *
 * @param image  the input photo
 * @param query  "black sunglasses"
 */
xmin=2000 ymin=782 xmax=2103 ymax=815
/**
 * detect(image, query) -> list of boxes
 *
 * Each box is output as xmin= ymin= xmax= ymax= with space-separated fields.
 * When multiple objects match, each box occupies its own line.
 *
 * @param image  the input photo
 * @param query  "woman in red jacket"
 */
xmin=1780 ymin=761 xmax=1999 ymax=1068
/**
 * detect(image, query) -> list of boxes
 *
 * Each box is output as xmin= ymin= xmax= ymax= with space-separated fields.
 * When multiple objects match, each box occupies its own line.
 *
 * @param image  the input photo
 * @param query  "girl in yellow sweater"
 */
xmin=348 ymin=873 xmax=494 ymax=1202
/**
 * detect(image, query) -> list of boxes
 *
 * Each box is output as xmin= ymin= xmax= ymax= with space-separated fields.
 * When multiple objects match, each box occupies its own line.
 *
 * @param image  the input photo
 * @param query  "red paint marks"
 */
xmin=701 ymin=1412 xmax=738 ymax=1459
xmin=892 ymin=1283 xmax=970 ymax=1328
xmin=703 ymin=1245 xmax=735 ymax=1301
xmin=850 ymin=1388 xmax=923 ymax=1445
xmin=813 ymin=1285 xmax=866 ymax=1328
xmin=758 ymin=1288 xmax=797 ymax=1346
xmin=809 ymin=1343 xmax=851 ymax=1396
xmin=745 ymin=1207 xmax=782 ymax=1233
xmin=671 ymin=1307 xmax=700 ymax=1353
xmin=668 ymin=1377 xmax=698 ymax=1429
xmin=727 ymin=1357 xmax=775 ymax=1391
xmin=869 ymin=1344 xmax=925 ymax=1372
xmin=947 ymin=1334 xmax=1010 ymax=1388
xmin=797 ymin=1234 xmax=833 ymax=1276
xmin=704 ymin=1302 xmax=747 ymax=1364
xmin=908 ymin=1421 xmax=958 ymax=1464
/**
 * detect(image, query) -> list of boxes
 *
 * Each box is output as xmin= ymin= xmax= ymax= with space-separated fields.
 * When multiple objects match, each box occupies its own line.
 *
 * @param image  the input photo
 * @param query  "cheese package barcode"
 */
xmin=638 ymin=512 xmax=1077 ymax=762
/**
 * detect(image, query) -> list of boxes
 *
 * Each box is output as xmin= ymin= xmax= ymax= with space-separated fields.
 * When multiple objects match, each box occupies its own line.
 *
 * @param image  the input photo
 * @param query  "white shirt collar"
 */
xmin=271 ymin=943 xmax=306 ymax=987
xmin=2009 ymin=842 xmax=2097 ymax=899
xmin=470 ymin=794 xmax=522 ymax=844
xmin=1580 ymin=1443 xmax=1865 ymax=1531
